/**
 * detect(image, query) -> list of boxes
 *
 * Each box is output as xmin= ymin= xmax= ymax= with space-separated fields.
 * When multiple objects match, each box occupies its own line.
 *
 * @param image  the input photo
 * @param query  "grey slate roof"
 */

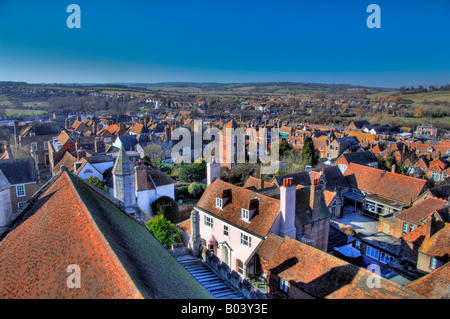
xmin=0 ymin=158 xmax=37 ymax=185
xmin=0 ymin=169 xmax=10 ymax=191
xmin=341 ymin=151 xmax=378 ymax=166
xmin=111 ymin=146 xmax=135 ymax=176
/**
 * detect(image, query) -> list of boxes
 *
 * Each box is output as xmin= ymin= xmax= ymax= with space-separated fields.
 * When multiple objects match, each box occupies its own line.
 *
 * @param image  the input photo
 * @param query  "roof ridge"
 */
xmin=347 ymin=162 xmax=427 ymax=183
xmin=212 ymin=178 xmax=278 ymax=202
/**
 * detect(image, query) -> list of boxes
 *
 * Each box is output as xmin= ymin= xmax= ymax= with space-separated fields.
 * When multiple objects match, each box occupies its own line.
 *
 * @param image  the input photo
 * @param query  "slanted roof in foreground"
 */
xmin=0 ymin=171 xmax=212 ymax=299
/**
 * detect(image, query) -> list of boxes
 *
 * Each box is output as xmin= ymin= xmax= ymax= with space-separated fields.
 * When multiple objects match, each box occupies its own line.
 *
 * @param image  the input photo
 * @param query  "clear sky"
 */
xmin=0 ymin=0 xmax=449 ymax=88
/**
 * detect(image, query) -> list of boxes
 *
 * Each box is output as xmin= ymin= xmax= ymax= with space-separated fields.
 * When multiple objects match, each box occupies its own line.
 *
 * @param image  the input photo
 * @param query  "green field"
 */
xmin=4 ymin=108 xmax=47 ymax=116
xmin=369 ymin=91 xmax=450 ymax=103
xmin=398 ymin=116 xmax=450 ymax=125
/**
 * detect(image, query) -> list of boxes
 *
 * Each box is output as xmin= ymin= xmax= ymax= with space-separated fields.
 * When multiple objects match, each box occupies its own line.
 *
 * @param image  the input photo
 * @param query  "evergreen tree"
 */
xmin=301 ymin=136 xmax=319 ymax=167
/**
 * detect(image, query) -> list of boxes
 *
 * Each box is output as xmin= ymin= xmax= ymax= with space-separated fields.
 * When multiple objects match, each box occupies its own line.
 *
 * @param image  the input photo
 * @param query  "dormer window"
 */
xmin=241 ymin=208 xmax=250 ymax=222
xmin=216 ymin=197 xmax=223 ymax=209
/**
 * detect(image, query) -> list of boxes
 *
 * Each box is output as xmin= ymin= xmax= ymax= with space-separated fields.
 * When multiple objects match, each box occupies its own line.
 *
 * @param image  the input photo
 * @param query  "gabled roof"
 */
xmin=343 ymin=163 xmax=427 ymax=204
xmin=336 ymin=150 xmax=378 ymax=166
xmin=196 ymin=179 xmax=280 ymax=238
xmin=396 ymin=197 xmax=447 ymax=224
xmin=19 ymin=122 xmax=62 ymax=137
xmin=0 ymin=171 xmax=212 ymax=299
xmin=257 ymin=233 xmax=423 ymax=299
xmin=136 ymin=165 xmax=176 ymax=190
xmin=272 ymin=166 xmax=348 ymax=191
xmin=419 ymin=223 xmax=450 ymax=258
xmin=52 ymin=151 xmax=78 ymax=175
xmin=242 ymin=176 xmax=274 ymax=190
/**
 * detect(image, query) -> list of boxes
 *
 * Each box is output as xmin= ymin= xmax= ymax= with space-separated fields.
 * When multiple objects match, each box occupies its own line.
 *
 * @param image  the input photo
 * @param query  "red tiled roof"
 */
xmin=196 ymin=179 xmax=280 ymax=238
xmin=343 ymin=163 xmax=427 ymax=204
xmin=128 ymin=123 xmax=145 ymax=134
xmin=402 ymin=223 xmax=426 ymax=246
xmin=406 ymin=262 xmax=450 ymax=298
xmin=396 ymin=197 xmax=447 ymax=224
xmin=52 ymin=152 xmax=78 ymax=175
xmin=419 ymin=223 xmax=450 ymax=258
xmin=0 ymin=173 xmax=142 ymax=299
xmin=0 ymin=172 xmax=212 ymax=299
xmin=242 ymin=176 xmax=274 ymax=190
xmin=258 ymin=233 xmax=423 ymax=299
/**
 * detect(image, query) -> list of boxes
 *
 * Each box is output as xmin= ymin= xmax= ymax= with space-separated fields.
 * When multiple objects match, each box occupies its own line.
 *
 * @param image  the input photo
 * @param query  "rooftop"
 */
xmin=0 ymin=171 xmax=213 ymax=299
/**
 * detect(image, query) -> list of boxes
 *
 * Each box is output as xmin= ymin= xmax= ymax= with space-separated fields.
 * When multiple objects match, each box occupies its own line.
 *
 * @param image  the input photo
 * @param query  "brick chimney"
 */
xmin=165 ymin=126 xmax=171 ymax=143
xmin=13 ymin=120 xmax=19 ymax=147
xmin=135 ymin=162 xmax=148 ymax=191
xmin=94 ymin=138 xmax=105 ymax=154
xmin=310 ymin=176 xmax=324 ymax=222
xmin=425 ymin=214 xmax=436 ymax=239
xmin=279 ymin=178 xmax=297 ymax=239
xmin=77 ymin=147 xmax=86 ymax=160
xmin=259 ymin=171 xmax=264 ymax=189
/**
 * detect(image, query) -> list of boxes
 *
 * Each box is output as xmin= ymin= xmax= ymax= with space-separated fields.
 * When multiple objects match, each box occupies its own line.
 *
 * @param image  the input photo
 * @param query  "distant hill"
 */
xmin=0 ymin=81 xmax=395 ymax=97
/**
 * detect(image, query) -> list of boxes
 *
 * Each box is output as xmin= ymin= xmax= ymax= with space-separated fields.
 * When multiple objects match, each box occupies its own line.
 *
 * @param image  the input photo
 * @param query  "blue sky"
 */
xmin=0 ymin=0 xmax=449 ymax=87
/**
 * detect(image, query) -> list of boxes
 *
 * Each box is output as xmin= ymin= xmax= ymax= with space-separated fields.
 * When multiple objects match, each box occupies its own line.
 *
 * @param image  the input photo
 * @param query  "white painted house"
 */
xmin=74 ymin=155 xmax=115 ymax=181
xmin=135 ymin=163 xmax=176 ymax=217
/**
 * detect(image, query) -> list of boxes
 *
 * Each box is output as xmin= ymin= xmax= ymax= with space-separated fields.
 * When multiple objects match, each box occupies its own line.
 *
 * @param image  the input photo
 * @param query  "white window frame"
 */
xmin=241 ymin=208 xmax=250 ymax=222
xmin=402 ymin=222 xmax=408 ymax=235
xmin=16 ymin=184 xmax=26 ymax=197
xmin=240 ymin=232 xmax=252 ymax=248
xmin=204 ymin=215 xmax=213 ymax=229
xmin=236 ymin=259 xmax=244 ymax=275
xmin=17 ymin=201 xmax=27 ymax=209
xmin=31 ymin=142 xmax=38 ymax=152
xmin=366 ymin=245 xmax=380 ymax=260
xmin=223 ymin=224 xmax=229 ymax=238
xmin=429 ymin=257 xmax=442 ymax=270
xmin=216 ymin=197 xmax=223 ymax=209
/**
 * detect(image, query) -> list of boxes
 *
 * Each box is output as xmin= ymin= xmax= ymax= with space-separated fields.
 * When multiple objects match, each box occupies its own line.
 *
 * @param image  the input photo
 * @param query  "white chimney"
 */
xmin=207 ymin=157 xmax=221 ymax=185
xmin=279 ymin=178 xmax=297 ymax=238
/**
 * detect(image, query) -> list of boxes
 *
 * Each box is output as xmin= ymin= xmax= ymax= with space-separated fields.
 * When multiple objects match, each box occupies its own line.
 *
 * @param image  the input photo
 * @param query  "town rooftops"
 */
xmin=258 ymin=233 xmax=424 ymax=299
xmin=343 ymin=163 xmax=428 ymax=204
xmin=20 ymin=122 xmax=63 ymax=137
xmin=0 ymin=170 xmax=213 ymax=299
